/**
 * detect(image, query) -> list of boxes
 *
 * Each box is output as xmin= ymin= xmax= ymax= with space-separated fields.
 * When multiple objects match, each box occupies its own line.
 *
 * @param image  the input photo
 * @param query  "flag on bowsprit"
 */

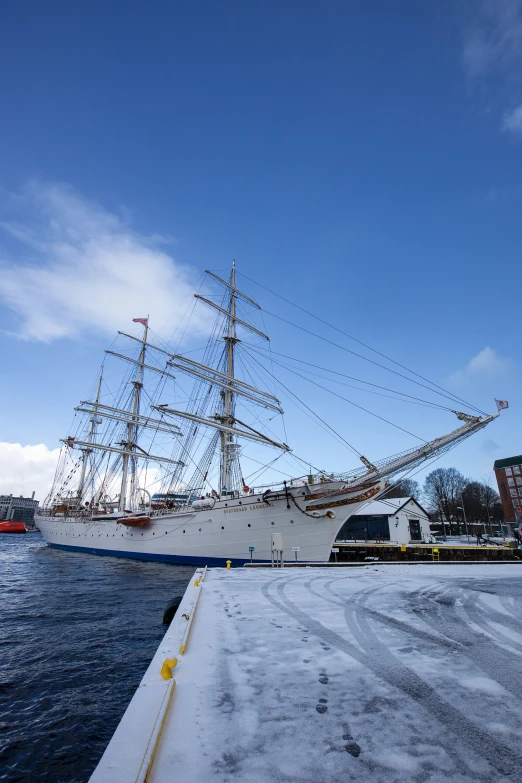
xmin=495 ymin=399 xmax=509 ymax=411
xmin=133 ymin=317 xmax=148 ymax=326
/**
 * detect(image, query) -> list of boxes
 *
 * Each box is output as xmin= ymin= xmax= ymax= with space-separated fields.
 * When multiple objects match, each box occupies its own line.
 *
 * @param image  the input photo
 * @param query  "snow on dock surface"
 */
xmin=92 ymin=565 xmax=522 ymax=783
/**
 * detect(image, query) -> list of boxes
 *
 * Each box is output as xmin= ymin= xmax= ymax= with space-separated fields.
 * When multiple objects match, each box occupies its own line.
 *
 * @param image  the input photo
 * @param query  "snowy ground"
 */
xmin=150 ymin=565 xmax=522 ymax=783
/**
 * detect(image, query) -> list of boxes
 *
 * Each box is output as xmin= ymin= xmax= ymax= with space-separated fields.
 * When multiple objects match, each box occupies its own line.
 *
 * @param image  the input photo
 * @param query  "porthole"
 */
xmin=225 ymin=503 xmax=228 ymax=507
xmin=290 ymin=519 xmax=294 ymax=524
xmin=153 ymin=532 xmax=155 ymax=535
xmin=271 ymin=521 xmax=275 ymax=525
xmin=239 ymin=501 xmax=242 ymax=505
xmin=248 ymin=523 xmax=251 ymax=527
xmin=221 ymin=526 xmax=224 ymax=530
xmin=183 ymin=530 xmax=185 ymax=533
xmin=199 ymin=528 xmax=201 ymax=532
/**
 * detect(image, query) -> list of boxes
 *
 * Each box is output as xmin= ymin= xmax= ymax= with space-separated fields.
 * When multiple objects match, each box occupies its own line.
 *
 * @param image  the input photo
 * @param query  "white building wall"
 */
xmin=393 ymin=500 xmax=429 ymax=544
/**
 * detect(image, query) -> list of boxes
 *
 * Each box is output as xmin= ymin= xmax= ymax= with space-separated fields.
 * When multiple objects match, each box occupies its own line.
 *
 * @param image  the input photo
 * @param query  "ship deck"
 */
xmin=90 ymin=564 xmax=522 ymax=783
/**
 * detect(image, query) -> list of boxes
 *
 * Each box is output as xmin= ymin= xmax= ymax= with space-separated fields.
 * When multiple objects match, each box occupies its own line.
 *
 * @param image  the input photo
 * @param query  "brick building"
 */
xmin=494 ymin=455 xmax=522 ymax=524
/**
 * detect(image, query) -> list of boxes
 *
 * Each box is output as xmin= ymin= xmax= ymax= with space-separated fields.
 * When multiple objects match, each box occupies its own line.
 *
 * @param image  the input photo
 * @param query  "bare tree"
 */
xmin=425 ymin=473 xmax=503 ymax=534
xmin=480 ymin=481 xmax=502 ymax=526
xmin=385 ymin=478 xmax=420 ymax=499
xmin=462 ymin=481 xmax=484 ymax=522
xmin=424 ymin=467 xmax=467 ymax=525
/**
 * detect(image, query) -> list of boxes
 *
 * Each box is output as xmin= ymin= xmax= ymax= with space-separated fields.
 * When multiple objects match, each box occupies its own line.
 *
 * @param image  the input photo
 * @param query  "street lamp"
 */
xmin=457 ymin=500 xmax=470 ymax=543
xmin=485 ymin=496 xmax=493 ymax=537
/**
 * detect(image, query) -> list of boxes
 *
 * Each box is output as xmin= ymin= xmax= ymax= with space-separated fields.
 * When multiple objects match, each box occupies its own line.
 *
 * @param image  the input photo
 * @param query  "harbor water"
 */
xmin=0 ymin=533 xmax=193 ymax=782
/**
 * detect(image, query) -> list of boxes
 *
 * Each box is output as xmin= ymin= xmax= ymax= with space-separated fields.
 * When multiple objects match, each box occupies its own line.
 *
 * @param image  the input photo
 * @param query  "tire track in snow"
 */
xmin=414 ymin=585 xmax=522 ymax=691
xmin=323 ymin=578 xmax=468 ymax=653
xmin=261 ymin=574 xmax=522 ymax=779
xmin=465 ymin=596 xmax=522 ymax=650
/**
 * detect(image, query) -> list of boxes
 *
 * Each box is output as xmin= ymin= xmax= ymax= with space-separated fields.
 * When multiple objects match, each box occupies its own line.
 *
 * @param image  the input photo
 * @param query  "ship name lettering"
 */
xmin=223 ymin=503 xmax=265 ymax=514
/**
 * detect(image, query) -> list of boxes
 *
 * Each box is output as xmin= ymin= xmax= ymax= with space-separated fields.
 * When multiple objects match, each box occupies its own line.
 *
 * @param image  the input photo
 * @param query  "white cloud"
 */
xmin=462 ymin=1 xmax=522 ymax=135
xmin=0 ymin=442 xmax=60 ymax=502
xmin=0 ymin=441 xmax=168 ymax=507
xmin=503 ymin=103 xmax=522 ymax=132
xmin=449 ymin=346 xmax=511 ymax=386
xmin=0 ymin=182 xmax=211 ymax=342
xmin=463 ymin=0 xmax=522 ymax=77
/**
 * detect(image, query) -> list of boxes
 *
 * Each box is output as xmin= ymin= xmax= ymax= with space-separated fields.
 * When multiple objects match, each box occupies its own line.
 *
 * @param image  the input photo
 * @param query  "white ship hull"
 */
xmin=37 ymin=482 xmax=385 ymax=565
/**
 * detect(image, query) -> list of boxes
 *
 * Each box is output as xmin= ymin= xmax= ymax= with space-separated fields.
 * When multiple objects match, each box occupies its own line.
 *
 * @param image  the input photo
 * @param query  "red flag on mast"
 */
xmin=133 ymin=317 xmax=148 ymax=326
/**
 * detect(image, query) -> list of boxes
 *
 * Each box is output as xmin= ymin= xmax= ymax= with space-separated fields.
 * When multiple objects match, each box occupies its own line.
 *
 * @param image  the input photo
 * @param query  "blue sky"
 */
xmin=0 ymin=0 xmax=520 ymax=499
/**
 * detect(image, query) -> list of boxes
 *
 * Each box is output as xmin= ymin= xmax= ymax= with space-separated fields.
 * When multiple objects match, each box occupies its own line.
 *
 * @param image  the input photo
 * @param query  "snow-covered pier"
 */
xmin=90 ymin=564 xmax=522 ymax=783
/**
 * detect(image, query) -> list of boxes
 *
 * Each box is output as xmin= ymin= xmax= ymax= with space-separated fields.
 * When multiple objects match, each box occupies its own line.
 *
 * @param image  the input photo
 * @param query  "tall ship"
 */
xmin=37 ymin=264 xmax=502 ymax=565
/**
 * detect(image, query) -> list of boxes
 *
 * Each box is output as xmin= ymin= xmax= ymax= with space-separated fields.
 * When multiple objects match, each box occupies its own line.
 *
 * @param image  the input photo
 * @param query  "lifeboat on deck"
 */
xmin=116 ymin=516 xmax=151 ymax=527
xmin=0 ymin=521 xmax=26 ymax=534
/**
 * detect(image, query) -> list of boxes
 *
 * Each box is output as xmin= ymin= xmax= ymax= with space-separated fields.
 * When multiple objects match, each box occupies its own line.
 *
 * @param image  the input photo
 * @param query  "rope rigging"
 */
xmin=241 ymin=345 xmax=429 ymax=443
xmin=237 ymin=271 xmax=487 ymax=416
xmin=241 ymin=343 xmax=457 ymax=412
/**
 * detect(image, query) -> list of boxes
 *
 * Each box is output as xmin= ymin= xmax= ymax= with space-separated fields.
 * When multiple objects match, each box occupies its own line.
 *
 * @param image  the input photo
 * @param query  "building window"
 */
xmin=506 ymin=468 xmax=513 ymax=476
xmin=514 ymin=466 xmax=521 ymax=475
xmin=508 ymin=478 xmax=515 ymax=487
xmin=337 ymin=515 xmax=390 ymax=541
xmin=511 ymin=489 xmax=517 ymax=498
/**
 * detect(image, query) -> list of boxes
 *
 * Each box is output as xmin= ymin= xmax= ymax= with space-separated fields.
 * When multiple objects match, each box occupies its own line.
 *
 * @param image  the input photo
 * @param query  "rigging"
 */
xmin=238 ymin=271 xmax=487 ymax=415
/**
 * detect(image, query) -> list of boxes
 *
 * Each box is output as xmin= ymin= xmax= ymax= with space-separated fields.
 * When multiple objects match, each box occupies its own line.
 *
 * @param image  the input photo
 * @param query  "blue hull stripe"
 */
xmin=47 ymin=542 xmax=266 ymax=567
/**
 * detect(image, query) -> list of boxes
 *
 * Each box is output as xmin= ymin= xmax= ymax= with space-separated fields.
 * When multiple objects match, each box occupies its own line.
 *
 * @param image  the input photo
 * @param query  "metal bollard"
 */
xmin=226 ymin=560 xmax=232 ymax=570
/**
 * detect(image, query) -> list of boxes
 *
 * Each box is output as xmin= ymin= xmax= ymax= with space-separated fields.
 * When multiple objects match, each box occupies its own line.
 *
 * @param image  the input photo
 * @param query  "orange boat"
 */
xmin=0 ymin=520 xmax=26 ymax=534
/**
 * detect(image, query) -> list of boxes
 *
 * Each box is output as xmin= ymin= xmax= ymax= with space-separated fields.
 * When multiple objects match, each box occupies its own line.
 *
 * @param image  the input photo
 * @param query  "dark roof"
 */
xmin=350 ymin=496 xmax=430 ymax=519
xmin=494 ymin=455 xmax=522 ymax=470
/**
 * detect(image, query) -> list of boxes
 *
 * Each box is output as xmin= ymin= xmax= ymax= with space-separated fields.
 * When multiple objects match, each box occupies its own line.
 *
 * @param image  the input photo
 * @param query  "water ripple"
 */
xmin=0 ymin=533 xmax=193 ymax=782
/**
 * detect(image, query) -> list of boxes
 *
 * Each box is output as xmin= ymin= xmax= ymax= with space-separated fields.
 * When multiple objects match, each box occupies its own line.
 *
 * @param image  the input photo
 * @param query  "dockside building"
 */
xmin=336 ymin=496 xmax=430 ymax=544
xmin=0 ymin=493 xmax=39 ymax=527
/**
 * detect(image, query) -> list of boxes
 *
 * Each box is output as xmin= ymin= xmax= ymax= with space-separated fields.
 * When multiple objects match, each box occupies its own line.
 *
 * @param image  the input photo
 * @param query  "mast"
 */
xmin=76 ymin=371 xmax=103 ymax=506
xmin=221 ymin=261 xmax=236 ymax=495
xmin=119 ymin=319 xmax=148 ymax=511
